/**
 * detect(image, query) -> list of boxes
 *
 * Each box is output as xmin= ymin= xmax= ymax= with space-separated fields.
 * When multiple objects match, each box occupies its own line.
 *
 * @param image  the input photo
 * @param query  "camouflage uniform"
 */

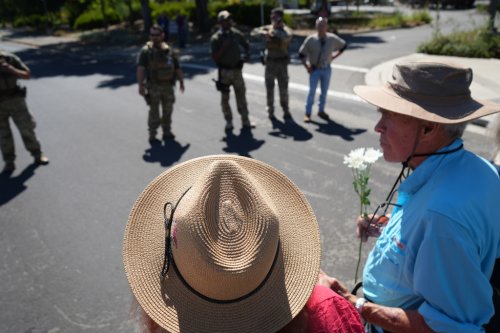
xmin=260 ymin=24 xmax=292 ymax=118
xmin=0 ymin=50 xmax=44 ymax=165
xmin=210 ymin=27 xmax=251 ymax=127
xmin=137 ymin=41 xmax=179 ymax=138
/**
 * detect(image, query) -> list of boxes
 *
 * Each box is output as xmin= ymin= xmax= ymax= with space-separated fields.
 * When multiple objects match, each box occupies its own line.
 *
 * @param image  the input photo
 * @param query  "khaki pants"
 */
xmin=148 ymin=83 xmax=175 ymax=136
xmin=0 ymin=96 xmax=41 ymax=163
xmin=265 ymin=59 xmax=289 ymax=115
xmin=219 ymin=68 xmax=249 ymax=123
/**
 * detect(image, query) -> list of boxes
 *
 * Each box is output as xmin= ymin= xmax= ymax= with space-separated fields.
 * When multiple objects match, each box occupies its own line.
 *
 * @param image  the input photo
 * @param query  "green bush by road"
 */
xmin=418 ymin=26 xmax=500 ymax=58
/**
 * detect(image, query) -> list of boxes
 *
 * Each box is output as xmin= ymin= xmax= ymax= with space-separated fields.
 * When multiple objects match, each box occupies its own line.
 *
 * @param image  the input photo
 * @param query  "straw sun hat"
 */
xmin=123 ymin=155 xmax=321 ymax=332
xmin=354 ymin=59 xmax=500 ymax=124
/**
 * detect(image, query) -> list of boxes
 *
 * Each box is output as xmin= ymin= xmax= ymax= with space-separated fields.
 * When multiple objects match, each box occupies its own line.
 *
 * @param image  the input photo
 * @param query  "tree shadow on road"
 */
xmin=9 ymin=41 xmax=213 ymax=90
xmin=310 ymin=119 xmax=366 ymax=141
xmin=142 ymin=139 xmax=190 ymax=167
xmin=268 ymin=118 xmax=313 ymax=141
xmin=0 ymin=163 xmax=38 ymax=206
xmin=222 ymin=127 xmax=265 ymax=158
xmin=4 ymin=29 xmax=385 ymax=90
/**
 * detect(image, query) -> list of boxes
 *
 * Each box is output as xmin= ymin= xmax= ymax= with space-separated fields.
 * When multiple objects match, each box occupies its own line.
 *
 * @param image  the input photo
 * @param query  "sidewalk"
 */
xmin=2 ymin=28 xmax=499 ymax=131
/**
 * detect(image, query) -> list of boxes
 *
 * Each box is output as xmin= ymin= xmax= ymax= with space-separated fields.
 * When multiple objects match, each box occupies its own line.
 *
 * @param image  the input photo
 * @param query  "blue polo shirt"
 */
xmin=363 ymin=139 xmax=500 ymax=333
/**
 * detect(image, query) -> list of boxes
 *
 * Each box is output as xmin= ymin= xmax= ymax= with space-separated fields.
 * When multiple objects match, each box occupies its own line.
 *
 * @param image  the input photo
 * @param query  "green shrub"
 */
xmin=368 ymin=10 xmax=430 ymax=28
xmin=14 ymin=14 xmax=50 ymax=29
xmin=408 ymin=11 xmax=432 ymax=25
xmin=73 ymin=7 xmax=121 ymax=30
xmin=418 ymin=26 xmax=500 ymax=58
xmin=475 ymin=3 xmax=500 ymax=14
xmin=151 ymin=1 xmax=196 ymax=22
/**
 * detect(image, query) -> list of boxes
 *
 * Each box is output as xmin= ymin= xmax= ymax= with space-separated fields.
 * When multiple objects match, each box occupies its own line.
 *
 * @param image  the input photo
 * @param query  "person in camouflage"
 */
xmin=137 ymin=25 xmax=185 ymax=143
xmin=253 ymin=7 xmax=293 ymax=121
xmin=210 ymin=10 xmax=253 ymax=131
xmin=0 ymin=49 xmax=49 ymax=174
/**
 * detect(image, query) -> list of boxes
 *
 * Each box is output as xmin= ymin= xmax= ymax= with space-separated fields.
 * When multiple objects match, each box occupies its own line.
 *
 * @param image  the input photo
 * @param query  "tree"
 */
xmin=140 ymin=0 xmax=152 ymax=34
xmin=195 ymin=0 xmax=209 ymax=33
xmin=489 ymin=0 xmax=498 ymax=33
xmin=99 ymin=0 xmax=108 ymax=31
xmin=124 ymin=0 xmax=135 ymax=27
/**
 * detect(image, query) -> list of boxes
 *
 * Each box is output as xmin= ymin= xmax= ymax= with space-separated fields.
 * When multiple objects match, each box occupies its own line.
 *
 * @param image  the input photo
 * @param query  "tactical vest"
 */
xmin=0 ymin=51 xmax=19 ymax=91
xmin=265 ymin=26 xmax=291 ymax=60
xmin=146 ymin=42 xmax=175 ymax=85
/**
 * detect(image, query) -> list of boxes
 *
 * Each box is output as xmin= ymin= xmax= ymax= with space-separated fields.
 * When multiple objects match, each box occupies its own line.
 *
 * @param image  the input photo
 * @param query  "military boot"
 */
xmin=163 ymin=131 xmax=175 ymax=140
xmin=241 ymin=117 xmax=255 ymax=129
xmin=2 ymin=161 xmax=15 ymax=173
xmin=34 ymin=155 xmax=49 ymax=165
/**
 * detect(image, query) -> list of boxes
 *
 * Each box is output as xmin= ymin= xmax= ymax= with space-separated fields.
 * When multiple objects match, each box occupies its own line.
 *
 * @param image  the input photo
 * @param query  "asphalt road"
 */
xmin=0 ymin=7 xmax=497 ymax=332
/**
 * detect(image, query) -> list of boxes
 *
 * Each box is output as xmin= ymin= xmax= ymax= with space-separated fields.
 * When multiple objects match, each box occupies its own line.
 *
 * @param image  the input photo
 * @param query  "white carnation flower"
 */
xmin=364 ymin=148 xmax=383 ymax=164
xmin=344 ymin=148 xmax=368 ymax=170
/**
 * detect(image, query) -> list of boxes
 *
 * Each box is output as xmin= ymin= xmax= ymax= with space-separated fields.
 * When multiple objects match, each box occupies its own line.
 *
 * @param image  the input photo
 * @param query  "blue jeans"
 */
xmin=305 ymin=66 xmax=331 ymax=116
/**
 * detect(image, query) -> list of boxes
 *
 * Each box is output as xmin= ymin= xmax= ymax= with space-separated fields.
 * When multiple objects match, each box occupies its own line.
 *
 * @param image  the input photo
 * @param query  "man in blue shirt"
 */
xmin=319 ymin=60 xmax=500 ymax=332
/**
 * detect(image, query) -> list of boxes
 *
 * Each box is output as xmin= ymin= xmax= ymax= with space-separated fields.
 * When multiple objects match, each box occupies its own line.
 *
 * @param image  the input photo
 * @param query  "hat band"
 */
xmin=161 ymin=187 xmax=192 ymax=280
xmin=170 ymin=240 xmax=280 ymax=304
xmin=389 ymin=83 xmax=472 ymax=106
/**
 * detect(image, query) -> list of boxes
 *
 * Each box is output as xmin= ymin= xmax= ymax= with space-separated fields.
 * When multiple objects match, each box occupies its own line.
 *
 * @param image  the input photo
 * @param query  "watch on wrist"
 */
xmin=355 ymin=297 xmax=368 ymax=315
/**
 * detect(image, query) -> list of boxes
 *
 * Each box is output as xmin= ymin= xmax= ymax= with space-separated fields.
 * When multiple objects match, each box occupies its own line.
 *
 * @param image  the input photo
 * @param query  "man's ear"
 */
xmin=422 ymin=122 xmax=438 ymax=135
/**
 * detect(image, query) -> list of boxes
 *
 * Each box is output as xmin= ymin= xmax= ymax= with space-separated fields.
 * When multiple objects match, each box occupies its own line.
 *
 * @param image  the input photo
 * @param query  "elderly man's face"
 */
xmin=316 ymin=20 xmax=328 ymax=35
xmin=374 ymin=109 xmax=423 ymax=164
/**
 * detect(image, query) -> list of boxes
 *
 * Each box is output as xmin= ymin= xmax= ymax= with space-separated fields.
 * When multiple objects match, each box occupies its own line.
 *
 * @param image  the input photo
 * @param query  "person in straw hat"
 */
xmin=123 ymin=155 xmax=364 ymax=333
xmin=318 ymin=59 xmax=500 ymax=333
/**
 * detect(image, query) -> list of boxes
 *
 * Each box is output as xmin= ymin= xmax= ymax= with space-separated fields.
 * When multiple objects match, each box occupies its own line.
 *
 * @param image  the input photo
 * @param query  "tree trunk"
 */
xmin=489 ymin=0 xmax=498 ymax=33
xmin=125 ymin=0 xmax=135 ymax=27
xmin=100 ymin=0 xmax=108 ymax=31
xmin=195 ymin=0 xmax=210 ymax=33
xmin=140 ymin=0 xmax=152 ymax=34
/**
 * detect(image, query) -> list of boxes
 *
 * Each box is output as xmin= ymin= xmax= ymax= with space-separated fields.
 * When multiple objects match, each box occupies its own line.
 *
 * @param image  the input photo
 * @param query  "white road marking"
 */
xmin=183 ymin=63 xmax=365 ymax=103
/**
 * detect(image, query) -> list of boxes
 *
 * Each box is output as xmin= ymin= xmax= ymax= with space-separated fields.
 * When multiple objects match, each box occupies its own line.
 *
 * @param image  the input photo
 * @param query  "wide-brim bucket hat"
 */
xmin=123 ymin=155 xmax=321 ymax=333
xmin=354 ymin=59 xmax=500 ymax=124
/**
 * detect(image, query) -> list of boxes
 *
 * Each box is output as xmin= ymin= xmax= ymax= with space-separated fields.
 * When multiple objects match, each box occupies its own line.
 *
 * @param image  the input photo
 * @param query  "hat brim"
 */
xmin=123 ymin=155 xmax=321 ymax=333
xmin=354 ymin=84 xmax=500 ymax=124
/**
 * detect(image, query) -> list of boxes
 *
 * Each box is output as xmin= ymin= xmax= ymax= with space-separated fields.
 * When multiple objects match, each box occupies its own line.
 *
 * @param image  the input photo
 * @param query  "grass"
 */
xmin=418 ymin=25 xmax=500 ymax=58
xmin=288 ymin=10 xmax=432 ymax=32
xmin=368 ymin=10 xmax=432 ymax=29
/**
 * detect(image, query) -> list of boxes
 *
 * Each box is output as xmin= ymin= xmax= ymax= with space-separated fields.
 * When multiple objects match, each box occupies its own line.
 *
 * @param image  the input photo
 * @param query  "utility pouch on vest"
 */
xmin=153 ymin=66 xmax=175 ymax=83
xmin=147 ymin=44 xmax=175 ymax=84
xmin=0 ymin=86 xmax=26 ymax=99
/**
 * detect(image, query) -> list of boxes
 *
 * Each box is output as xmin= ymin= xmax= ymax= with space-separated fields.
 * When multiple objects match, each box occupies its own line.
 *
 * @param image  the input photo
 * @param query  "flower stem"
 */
xmin=354 ymin=211 xmax=368 ymax=284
